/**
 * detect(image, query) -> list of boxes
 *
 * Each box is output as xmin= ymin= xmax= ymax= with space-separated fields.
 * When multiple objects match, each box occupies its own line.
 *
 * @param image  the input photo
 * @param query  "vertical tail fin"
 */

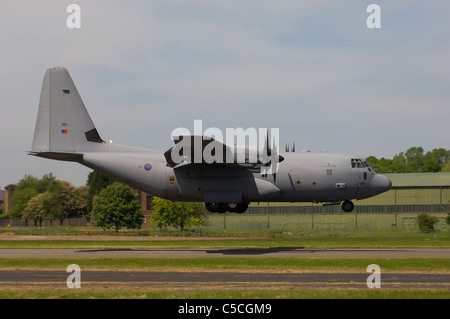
xmin=31 ymin=67 xmax=105 ymax=155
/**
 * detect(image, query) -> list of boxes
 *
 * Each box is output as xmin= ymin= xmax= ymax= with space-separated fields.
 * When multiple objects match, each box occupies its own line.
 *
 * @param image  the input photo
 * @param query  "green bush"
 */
xmin=92 ymin=182 xmax=144 ymax=232
xmin=152 ymin=197 xmax=207 ymax=232
xmin=416 ymin=213 xmax=438 ymax=233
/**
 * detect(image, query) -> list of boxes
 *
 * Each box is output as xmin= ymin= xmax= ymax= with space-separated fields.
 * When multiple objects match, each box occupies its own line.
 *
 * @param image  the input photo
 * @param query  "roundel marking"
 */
xmin=144 ymin=163 xmax=152 ymax=171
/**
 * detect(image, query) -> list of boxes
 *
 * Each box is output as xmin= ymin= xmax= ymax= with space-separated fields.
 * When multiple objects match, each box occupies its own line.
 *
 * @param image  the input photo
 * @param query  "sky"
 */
xmin=1 ymin=1 xmax=449 ymax=187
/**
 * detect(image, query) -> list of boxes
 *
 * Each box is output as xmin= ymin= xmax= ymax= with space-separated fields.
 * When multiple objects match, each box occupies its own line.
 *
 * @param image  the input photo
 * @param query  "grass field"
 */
xmin=0 ymin=226 xmax=449 ymax=299
xmin=1 ymin=257 xmax=449 ymax=272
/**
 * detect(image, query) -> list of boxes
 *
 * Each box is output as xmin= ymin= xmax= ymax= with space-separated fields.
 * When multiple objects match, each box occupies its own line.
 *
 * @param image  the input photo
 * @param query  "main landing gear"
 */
xmin=205 ymin=202 xmax=249 ymax=214
xmin=341 ymin=200 xmax=355 ymax=212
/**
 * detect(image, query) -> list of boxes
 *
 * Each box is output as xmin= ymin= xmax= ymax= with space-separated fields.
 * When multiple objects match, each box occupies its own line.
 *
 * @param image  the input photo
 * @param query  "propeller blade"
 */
xmin=265 ymin=130 xmax=271 ymax=156
xmin=272 ymin=136 xmax=277 ymax=155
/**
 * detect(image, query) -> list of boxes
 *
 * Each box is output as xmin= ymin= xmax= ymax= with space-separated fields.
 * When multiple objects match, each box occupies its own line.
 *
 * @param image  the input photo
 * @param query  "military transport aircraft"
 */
xmin=30 ymin=67 xmax=391 ymax=214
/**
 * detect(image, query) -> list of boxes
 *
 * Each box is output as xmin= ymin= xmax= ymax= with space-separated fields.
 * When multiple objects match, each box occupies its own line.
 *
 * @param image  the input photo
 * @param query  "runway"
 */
xmin=1 ymin=247 xmax=449 ymax=258
xmin=1 ymin=248 xmax=448 ymax=293
xmin=0 ymin=270 xmax=449 ymax=291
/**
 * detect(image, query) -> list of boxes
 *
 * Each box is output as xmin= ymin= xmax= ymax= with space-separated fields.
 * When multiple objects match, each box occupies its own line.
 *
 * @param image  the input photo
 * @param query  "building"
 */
xmin=2 ymin=184 xmax=16 ymax=214
xmin=132 ymin=189 xmax=155 ymax=227
xmin=358 ymin=172 xmax=450 ymax=206
xmin=0 ymin=189 xmax=4 ymax=213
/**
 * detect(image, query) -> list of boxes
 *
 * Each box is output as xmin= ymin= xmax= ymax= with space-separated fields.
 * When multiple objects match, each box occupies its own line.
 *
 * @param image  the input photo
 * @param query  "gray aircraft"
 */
xmin=30 ymin=67 xmax=391 ymax=214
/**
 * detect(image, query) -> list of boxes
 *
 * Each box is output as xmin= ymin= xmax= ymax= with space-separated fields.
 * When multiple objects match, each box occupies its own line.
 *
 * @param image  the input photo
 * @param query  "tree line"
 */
xmin=8 ymin=173 xmax=88 ymax=226
xmin=366 ymin=147 xmax=450 ymax=173
xmin=5 ymin=171 xmax=207 ymax=231
xmin=6 ymin=172 xmax=145 ymax=231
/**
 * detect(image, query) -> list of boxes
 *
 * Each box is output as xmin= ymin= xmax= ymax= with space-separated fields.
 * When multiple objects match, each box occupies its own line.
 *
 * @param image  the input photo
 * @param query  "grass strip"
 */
xmin=0 ymin=290 xmax=449 ymax=299
xmin=1 ymin=257 xmax=449 ymax=272
xmin=1 ymin=234 xmax=450 ymax=249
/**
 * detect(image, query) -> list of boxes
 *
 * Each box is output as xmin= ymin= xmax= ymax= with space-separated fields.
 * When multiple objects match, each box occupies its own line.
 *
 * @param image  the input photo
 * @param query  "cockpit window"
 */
xmin=351 ymin=158 xmax=372 ymax=171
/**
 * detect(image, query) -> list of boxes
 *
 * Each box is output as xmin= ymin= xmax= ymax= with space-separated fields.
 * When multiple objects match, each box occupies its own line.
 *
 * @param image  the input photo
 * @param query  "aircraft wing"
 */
xmin=164 ymin=135 xmax=283 ymax=173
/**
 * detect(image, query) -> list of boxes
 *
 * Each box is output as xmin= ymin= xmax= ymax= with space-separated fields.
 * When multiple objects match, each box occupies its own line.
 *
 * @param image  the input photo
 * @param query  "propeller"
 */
xmin=260 ymin=130 xmax=284 ymax=182
xmin=272 ymin=136 xmax=278 ymax=183
xmin=265 ymin=130 xmax=271 ymax=156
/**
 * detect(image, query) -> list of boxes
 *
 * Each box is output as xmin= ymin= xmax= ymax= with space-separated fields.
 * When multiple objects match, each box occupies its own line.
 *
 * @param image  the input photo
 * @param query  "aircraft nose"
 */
xmin=371 ymin=174 xmax=392 ymax=193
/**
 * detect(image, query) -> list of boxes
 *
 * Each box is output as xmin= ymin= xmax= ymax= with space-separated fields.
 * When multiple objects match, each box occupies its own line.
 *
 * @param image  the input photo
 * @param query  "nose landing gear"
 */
xmin=341 ymin=200 xmax=355 ymax=212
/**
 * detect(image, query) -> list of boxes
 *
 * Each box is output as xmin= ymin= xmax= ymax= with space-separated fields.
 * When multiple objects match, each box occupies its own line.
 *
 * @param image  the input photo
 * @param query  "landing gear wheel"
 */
xmin=236 ymin=203 xmax=249 ymax=214
xmin=205 ymin=202 xmax=220 ymax=213
xmin=217 ymin=204 xmax=228 ymax=214
xmin=341 ymin=200 xmax=354 ymax=213
xmin=206 ymin=202 xmax=249 ymax=214
xmin=226 ymin=203 xmax=238 ymax=212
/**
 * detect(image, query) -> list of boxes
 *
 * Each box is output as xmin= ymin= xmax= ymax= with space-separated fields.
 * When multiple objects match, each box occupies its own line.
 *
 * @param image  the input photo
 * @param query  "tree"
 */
xmin=23 ymin=191 xmax=62 ymax=226
xmin=152 ymin=197 xmax=208 ymax=232
xmin=55 ymin=181 xmax=88 ymax=223
xmin=416 ymin=213 xmax=438 ymax=233
xmin=404 ymin=147 xmax=424 ymax=172
xmin=9 ymin=173 xmax=56 ymax=220
xmin=441 ymin=162 xmax=450 ymax=172
xmin=86 ymin=171 xmax=115 ymax=213
xmin=92 ymin=182 xmax=143 ymax=232
xmin=9 ymin=187 xmax=39 ymax=220
xmin=423 ymin=148 xmax=450 ymax=172
xmin=367 ymin=147 xmax=450 ymax=173
xmin=366 ymin=156 xmax=401 ymax=173
xmin=392 ymin=152 xmax=409 ymax=172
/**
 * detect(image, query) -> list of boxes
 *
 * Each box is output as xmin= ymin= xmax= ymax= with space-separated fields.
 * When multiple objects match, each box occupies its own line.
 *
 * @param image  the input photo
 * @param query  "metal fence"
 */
xmin=246 ymin=204 xmax=449 ymax=214
xmin=1 ymin=206 xmax=448 ymax=231
xmin=0 ymin=217 xmax=89 ymax=227
xmin=205 ymin=212 xmax=449 ymax=231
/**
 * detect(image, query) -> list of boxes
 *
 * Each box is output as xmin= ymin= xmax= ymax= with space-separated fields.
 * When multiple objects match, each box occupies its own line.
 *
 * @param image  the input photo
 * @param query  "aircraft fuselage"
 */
xmin=75 ymin=148 xmax=391 ymax=205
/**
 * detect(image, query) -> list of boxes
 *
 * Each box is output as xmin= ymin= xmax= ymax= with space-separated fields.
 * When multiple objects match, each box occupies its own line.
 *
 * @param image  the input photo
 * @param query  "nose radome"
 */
xmin=372 ymin=174 xmax=392 ymax=193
